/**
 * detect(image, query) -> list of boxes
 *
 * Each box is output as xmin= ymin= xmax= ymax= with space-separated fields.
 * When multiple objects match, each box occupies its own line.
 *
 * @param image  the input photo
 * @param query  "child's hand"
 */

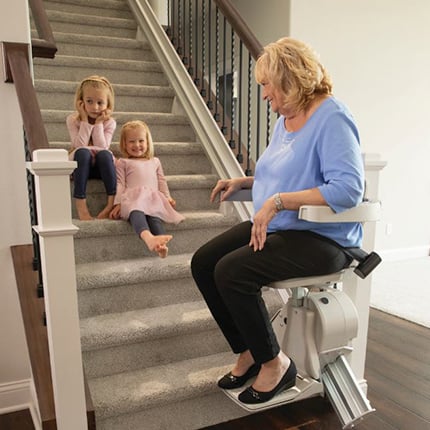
xmin=168 ymin=197 xmax=176 ymax=208
xmin=77 ymin=100 xmax=88 ymax=122
xmin=109 ymin=204 xmax=121 ymax=219
xmin=95 ymin=110 xmax=110 ymax=124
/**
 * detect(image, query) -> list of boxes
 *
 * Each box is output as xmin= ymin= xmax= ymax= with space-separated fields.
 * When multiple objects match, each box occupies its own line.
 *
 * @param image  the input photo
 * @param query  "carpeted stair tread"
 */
xmin=44 ymin=9 xmax=136 ymax=30
xmin=32 ymin=31 xmax=147 ymax=50
xmin=76 ymin=253 xmax=192 ymax=290
xmin=80 ymin=300 xmax=216 ymax=351
xmin=33 ymin=54 xmax=163 ymax=72
xmin=42 ymin=0 xmax=133 ymax=18
xmin=88 ymin=351 xmax=236 ymax=420
xmin=73 ymin=211 xmax=237 ymax=238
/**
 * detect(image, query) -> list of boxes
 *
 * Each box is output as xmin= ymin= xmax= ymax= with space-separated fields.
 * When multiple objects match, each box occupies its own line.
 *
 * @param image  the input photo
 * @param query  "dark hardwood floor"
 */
xmin=1 ymin=309 xmax=429 ymax=430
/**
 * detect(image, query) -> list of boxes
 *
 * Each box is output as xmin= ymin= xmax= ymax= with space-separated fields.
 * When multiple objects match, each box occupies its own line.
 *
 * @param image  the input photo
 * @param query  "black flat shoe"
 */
xmin=217 ymin=363 xmax=261 ymax=390
xmin=238 ymin=359 xmax=297 ymax=404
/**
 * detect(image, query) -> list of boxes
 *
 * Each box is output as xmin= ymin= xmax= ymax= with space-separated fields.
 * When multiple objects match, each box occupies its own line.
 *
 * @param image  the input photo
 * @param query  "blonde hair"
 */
xmin=119 ymin=120 xmax=154 ymax=159
xmin=74 ymin=75 xmax=115 ymax=119
xmin=255 ymin=37 xmax=332 ymax=116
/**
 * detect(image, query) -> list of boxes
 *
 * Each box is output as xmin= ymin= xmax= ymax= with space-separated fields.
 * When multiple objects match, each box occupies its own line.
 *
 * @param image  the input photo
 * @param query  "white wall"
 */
xmin=233 ymin=0 xmax=430 ymax=258
xmin=0 ymin=0 xmax=33 ymax=412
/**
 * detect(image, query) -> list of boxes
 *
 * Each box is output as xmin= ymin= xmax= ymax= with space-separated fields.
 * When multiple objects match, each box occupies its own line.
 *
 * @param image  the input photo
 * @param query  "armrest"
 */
xmin=223 ymin=190 xmax=381 ymax=224
xmin=222 ymin=188 xmax=253 ymax=201
xmin=298 ymin=201 xmax=381 ymax=223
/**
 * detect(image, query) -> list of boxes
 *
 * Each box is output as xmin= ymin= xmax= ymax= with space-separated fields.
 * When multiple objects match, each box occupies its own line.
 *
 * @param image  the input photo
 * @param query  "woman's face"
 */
xmin=261 ymin=80 xmax=284 ymax=116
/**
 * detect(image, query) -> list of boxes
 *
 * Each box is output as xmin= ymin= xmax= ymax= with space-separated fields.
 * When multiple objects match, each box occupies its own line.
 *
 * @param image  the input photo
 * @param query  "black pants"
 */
xmin=190 ymin=221 xmax=351 ymax=364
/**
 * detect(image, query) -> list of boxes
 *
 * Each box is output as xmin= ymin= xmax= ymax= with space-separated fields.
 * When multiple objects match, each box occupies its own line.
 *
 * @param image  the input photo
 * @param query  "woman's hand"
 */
xmin=249 ymin=197 xmax=278 ymax=251
xmin=210 ymin=178 xmax=248 ymax=203
xmin=109 ymin=204 xmax=121 ymax=220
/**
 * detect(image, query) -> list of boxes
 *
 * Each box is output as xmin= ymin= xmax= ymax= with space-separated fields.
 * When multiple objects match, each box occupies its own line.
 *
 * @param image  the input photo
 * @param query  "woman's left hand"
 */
xmin=249 ymin=197 xmax=277 ymax=251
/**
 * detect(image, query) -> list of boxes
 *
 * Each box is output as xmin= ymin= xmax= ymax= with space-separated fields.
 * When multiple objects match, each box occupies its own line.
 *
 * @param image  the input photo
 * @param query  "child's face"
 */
xmin=124 ymin=127 xmax=148 ymax=158
xmin=82 ymin=86 xmax=109 ymax=120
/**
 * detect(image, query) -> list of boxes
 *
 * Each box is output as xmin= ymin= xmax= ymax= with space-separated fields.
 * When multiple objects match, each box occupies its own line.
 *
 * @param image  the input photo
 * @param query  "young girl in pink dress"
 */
xmin=109 ymin=120 xmax=184 ymax=258
xmin=67 ymin=75 xmax=117 ymax=220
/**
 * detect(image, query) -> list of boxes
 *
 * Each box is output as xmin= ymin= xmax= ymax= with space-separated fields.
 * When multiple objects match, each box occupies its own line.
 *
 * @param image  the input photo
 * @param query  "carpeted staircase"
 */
xmin=32 ymin=0 xmax=281 ymax=428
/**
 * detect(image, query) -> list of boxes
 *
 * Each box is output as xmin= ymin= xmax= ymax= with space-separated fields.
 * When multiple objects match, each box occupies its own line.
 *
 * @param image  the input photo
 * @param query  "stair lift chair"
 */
xmin=221 ymin=188 xmax=382 ymax=429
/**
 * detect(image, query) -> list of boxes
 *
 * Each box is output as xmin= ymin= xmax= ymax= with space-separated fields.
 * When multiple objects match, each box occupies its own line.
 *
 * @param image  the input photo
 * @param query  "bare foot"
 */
xmin=140 ymin=231 xmax=172 ymax=258
xmin=96 ymin=196 xmax=114 ymax=219
xmin=231 ymin=350 xmax=256 ymax=376
xmin=75 ymin=198 xmax=93 ymax=221
xmin=96 ymin=206 xmax=112 ymax=219
xmin=252 ymin=351 xmax=290 ymax=392
xmin=155 ymin=243 xmax=169 ymax=258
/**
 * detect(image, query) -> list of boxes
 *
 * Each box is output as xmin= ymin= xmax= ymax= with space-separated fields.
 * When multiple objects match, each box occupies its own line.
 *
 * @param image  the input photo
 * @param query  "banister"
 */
xmin=2 ymin=42 xmax=50 ymax=154
xmin=28 ymin=0 xmax=57 ymax=58
xmin=213 ymin=0 xmax=263 ymax=60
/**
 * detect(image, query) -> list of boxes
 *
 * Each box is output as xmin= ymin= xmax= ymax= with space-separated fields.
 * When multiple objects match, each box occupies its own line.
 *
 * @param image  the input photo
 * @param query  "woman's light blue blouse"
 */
xmin=252 ymin=96 xmax=365 ymax=247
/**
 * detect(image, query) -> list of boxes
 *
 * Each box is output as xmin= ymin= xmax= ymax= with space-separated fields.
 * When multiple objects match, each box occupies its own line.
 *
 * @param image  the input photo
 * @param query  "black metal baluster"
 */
xmin=186 ymin=0 xmax=192 ymax=70
xmin=237 ymin=40 xmax=243 ymax=164
xmin=200 ymin=0 xmax=206 ymax=98
xmin=177 ymin=0 xmax=183 ymax=56
xmin=229 ymin=27 xmax=235 ymax=149
xmin=207 ymin=0 xmax=213 ymax=110
xmin=214 ymin=6 xmax=220 ymax=122
xmin=245 ymin=52 xmax=252 ymax=176
xmin=221 ymin=16 xmax=227 ymax=135
xmin=194 ymin=0 xmax=199 ymax=86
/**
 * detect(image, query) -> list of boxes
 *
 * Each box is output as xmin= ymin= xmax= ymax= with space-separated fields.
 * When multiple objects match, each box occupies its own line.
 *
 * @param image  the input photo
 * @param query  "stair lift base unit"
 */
xmin=220 ymin=194 xmax=380 ymax=426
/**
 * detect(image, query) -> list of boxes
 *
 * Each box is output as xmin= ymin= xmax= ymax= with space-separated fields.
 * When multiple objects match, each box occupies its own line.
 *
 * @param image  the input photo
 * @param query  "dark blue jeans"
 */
xmin=191 ymin=221 xmax=351 ymax=364
xmin=73 ymin=148 xmax=116 ymax=199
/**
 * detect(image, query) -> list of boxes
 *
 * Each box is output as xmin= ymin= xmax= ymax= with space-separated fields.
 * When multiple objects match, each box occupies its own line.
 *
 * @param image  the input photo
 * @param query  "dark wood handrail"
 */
xmin=2 ymin=42 xmax=49 ymax=154
xmin=28 ymin=0 xmax=57 ymax=58
xmin=213 ymin=0 xmax=263 ymax=60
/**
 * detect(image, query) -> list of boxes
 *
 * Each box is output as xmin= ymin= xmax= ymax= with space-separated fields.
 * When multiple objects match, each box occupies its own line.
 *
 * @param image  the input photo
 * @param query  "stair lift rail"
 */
xmin=221 ymin=189 xmax=381 ymax=429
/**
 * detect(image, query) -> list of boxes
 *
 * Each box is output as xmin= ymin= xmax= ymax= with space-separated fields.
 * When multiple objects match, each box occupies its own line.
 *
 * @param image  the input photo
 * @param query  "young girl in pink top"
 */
xmin=67 ymin=75 xmax=117 ymax=220
xmin=109 ymin=120 xmax=184 ymax=258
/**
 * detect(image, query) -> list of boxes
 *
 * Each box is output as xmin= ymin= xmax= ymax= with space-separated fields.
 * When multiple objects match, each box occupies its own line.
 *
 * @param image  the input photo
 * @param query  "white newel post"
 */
xmin=345 ymin=154 xmax=386 ymax=387
xmin=27 ymin=149 xmax=88 ymax=430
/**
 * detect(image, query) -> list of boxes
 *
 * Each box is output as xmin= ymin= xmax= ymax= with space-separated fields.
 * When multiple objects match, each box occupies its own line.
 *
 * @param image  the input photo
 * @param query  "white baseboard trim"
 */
xmin=377 ymin=245 xmax=429 ymax=262
xmin=0 ymin=379 xmax=32 ymax=414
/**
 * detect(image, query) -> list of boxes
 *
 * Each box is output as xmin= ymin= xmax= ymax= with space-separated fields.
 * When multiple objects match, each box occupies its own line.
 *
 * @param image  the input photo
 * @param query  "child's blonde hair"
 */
xmin=120 ymin=120 xmax=155 ymax=159
xmin=74 ymin=75 xmax=115 ymax=119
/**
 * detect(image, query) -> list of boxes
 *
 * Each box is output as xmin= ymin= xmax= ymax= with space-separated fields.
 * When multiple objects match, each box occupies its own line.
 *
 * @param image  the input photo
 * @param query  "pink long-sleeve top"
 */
xmin=114 ymin=157 xmax=185 ymax=224
xmin=66 ymin=113 xmax=116 ymax=161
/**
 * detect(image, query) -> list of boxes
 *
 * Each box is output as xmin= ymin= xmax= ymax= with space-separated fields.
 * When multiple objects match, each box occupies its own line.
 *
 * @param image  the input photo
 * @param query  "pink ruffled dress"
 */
xmin=114 ymin=157 xmax=185 ymax=224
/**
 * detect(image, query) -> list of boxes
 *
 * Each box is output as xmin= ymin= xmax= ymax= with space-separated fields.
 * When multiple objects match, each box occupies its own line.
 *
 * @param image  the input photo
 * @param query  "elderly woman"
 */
xmin=191 ymin=37 xmax=364 ymax=404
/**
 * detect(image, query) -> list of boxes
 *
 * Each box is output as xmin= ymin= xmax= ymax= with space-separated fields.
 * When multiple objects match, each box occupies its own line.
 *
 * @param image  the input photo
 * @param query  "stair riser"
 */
xmin=43 ymin=1 xmax=133 ymax=19
xmin=78 ymin=276 xmax=200 ymax=318
xmin=37 ymin=92 xmax=173 ymax=113
xmin=74 ymin=224 xmax=233 ymax=263
xmin=94 ymin=392 xmax=247 ymax=430
xmin=55 ymin=42 xmax=154 ymax=62
xmin=44 ymin=122 xmax=195 ymax=143
xmin=34 ymin=63 xmax=168 ymax=86
xmin=83 ymin=328 xmax=229 ymax=378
